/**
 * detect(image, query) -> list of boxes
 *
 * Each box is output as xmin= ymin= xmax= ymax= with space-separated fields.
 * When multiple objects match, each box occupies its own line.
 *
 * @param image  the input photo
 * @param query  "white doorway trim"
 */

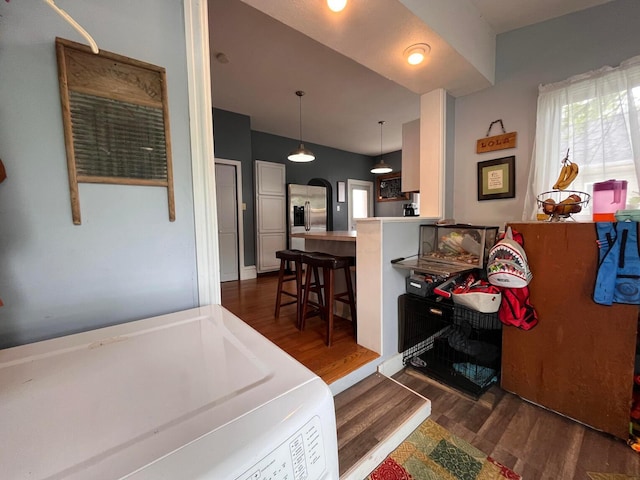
xmin=347 ymin=179 xmax=374 ymax=231
xmin=183 ymin=0 xmax=220 ymax=305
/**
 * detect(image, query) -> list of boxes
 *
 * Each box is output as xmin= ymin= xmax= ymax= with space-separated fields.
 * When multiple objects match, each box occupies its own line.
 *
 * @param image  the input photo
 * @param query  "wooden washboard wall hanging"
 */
xmin=55 ymin=37 xmax=175 ymax=225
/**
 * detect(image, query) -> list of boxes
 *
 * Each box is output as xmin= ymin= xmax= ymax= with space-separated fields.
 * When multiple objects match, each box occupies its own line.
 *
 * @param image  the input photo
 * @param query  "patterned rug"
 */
xmin=366 ymin=419 xmax=521 ymax=480
xmin=587 ymin=475 xmax=640 ymax=480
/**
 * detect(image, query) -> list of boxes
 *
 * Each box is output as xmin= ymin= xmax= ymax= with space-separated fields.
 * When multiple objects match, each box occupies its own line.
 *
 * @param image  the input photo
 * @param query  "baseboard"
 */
xmin=377 ymin=353 xmax=404 ymax=377
xmin=240 ymin=265 xmax=257 ymax=280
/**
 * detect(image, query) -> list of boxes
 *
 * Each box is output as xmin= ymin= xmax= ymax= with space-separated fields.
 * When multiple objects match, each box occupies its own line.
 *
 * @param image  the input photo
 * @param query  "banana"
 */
xmin=558 ymin=161 xmax=579 ymax=189
xmin=553 ymin=164 xmax=571 ymax=190
xmin=553 ymin=158 xmax=579 ymax=190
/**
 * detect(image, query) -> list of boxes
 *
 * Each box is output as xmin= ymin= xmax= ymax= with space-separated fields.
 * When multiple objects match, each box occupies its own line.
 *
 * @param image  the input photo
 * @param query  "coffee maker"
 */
xmin=403 ymin=203 xmax=417 ymax=216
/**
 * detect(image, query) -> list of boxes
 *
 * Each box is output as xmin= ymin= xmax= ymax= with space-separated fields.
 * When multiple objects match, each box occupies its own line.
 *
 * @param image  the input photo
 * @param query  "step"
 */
xmin=334 ymin=372 xmax=431 ymax=479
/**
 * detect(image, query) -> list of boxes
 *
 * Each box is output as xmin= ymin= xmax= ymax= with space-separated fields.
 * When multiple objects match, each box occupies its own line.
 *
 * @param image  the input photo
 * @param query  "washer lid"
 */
xmin=0 ymin=305 xmax=317 ymax=480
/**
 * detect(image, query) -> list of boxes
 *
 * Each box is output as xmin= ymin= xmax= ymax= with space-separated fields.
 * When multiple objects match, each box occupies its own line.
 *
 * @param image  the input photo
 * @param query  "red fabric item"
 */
xmin=498 ymin=286 xmax=538 ymax=330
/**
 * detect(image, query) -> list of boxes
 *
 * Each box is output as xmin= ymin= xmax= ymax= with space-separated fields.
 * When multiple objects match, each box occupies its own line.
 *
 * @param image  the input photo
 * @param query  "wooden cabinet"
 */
xmin=255 ymin=160 xmax=286 ymax=274
xmin=401 ymin=119 xmax=420 ymax=193
xmin=502 ymin=222 xmax=638 ymax=439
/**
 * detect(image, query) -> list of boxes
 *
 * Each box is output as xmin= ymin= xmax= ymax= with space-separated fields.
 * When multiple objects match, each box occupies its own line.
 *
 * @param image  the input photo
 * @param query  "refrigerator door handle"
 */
xmin=304 ymin=201 xmax=310 ymax=231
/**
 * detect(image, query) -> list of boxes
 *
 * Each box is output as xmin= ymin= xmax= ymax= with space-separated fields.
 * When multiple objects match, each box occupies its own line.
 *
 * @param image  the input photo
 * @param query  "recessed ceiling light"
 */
xmin=327 ymin=0 xmax=347 ymax=13
xmin=404 ymin=43 xmax=431 ymax=66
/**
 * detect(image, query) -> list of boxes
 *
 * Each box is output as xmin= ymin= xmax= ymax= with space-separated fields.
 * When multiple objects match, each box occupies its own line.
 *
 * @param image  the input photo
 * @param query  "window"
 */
xmin=524 ymin=56 xmax=640 ymax=220
xmin=347 ymin=179 xmax=373 ymax=231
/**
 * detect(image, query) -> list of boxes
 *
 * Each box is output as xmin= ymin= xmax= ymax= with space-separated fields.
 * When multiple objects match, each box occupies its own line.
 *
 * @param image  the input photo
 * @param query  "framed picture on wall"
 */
xmin=376 ymin=172 xmax=410 ymax=202
xmin=477 ymin=156 xmax=515 ymax=201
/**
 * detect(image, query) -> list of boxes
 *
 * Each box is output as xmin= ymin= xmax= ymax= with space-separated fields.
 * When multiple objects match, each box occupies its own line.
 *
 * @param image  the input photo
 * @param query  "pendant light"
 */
xmin=288 ymin=91 xmax=315 ymax=162
xmin=371 ymin=120 xmax=392 ymax=174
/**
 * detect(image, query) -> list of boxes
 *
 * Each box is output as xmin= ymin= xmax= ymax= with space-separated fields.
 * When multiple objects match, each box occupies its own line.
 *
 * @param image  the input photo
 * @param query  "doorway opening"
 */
xmin=215 ymin=158 xmax=245 ymax=282
xmin=347 ymin=179 xmax=374 ymax=230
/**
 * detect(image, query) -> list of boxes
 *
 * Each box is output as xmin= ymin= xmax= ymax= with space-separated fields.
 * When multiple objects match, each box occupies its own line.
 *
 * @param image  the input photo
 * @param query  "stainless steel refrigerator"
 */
xmin=288 ymin=184 xmax=327 ymax=251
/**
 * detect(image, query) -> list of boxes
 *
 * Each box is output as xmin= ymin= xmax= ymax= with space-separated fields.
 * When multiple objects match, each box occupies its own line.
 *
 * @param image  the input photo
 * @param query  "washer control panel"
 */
xmin=236 ymin=416 xmax=326 ymax=480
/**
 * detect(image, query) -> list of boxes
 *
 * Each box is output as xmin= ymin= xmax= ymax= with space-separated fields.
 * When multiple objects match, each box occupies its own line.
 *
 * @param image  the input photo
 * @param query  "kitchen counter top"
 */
xmin=290 ymin=230 xmax=356 ymax=242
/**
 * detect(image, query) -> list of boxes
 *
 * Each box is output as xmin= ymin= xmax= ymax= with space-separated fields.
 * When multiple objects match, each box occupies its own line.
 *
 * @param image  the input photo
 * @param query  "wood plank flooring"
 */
xmin=220 ymin=274 xmax=379 ymax=384
xmin=393 ymin=368 xmax=640 ymax=480
xmin=334 ymin=372 xmax=429 ymax=478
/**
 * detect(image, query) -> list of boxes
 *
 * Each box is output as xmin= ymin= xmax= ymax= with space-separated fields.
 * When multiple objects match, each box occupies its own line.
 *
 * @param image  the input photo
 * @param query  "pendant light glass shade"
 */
xmin=371 ymin=120 xmax=392 ymax=174
xmin=288 ymin=143 xmax=315 ymax=162
xmin=288 ymin=91 xmax=315 ymax=162
xmin=371 ymin=161 xmax=393 ymax=174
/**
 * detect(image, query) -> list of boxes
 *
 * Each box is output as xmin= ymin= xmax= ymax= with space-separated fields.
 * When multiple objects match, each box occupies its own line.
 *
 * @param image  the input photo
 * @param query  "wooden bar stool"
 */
xmin=300 ymin=252 xmax=357 ymax=346
xmin=274 ymin=249 xmax=305 ymax=325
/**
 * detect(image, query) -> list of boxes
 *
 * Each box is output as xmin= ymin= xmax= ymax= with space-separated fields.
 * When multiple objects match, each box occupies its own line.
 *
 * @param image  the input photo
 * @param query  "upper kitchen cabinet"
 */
xmin=401 ymin=119 xmax=420 ymax=193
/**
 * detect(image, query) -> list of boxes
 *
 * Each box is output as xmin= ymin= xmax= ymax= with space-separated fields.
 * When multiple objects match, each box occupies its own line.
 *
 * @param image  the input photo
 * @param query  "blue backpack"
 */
xmin=594 ymin=221 xmax=640 ymax=305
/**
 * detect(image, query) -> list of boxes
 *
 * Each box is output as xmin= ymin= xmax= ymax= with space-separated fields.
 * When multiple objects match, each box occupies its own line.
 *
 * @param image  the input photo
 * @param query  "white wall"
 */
xmin=0 ymin=0 xmax=198 ymax=348
xmin=453 ymin=0 xmax=640 ymax=226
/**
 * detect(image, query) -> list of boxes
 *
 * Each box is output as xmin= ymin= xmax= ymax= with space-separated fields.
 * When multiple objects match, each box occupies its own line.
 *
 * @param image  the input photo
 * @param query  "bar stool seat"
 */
xmin=274 ymin=249 xmax=305 ymax=325
xmin=300 ymin=252 xmax=357 ymax=346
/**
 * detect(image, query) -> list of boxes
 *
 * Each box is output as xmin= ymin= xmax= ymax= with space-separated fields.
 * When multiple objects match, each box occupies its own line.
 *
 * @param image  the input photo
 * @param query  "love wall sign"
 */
xmin=476 ymin=119 xmax=517 ymax=154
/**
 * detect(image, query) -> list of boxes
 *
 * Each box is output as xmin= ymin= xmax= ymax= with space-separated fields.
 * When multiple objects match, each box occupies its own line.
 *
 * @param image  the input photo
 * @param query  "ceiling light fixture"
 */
xmin=327 ymin=0 xmax=347 ymax=13
xmin=404 ymin=43 xmax=431 ymax=66
xmin=288 ymin=91 xmax=315 ymax=163
xmin=371 ymin=121 xmax=392 ymax=174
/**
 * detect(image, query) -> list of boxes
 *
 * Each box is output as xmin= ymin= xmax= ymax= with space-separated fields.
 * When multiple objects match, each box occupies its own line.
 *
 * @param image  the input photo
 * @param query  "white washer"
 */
xmin=0 ymin=305 xmax=339 ymax=479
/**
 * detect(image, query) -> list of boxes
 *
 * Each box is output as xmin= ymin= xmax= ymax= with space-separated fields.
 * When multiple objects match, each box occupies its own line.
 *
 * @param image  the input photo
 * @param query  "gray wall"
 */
xmin=212 ymin=109 xmax=255 ymax=267
xmin=373 ymin=151 xmax=405 ymax=218
xmin=213 ymin=109 xmax=395 ymax=265
xmin=252 ymin=131 xmax=376 ymax=231
xmin=453 ymin=0 xmax=640 ymax=226
xmin=0 ymin=0 xmax=198 ymax=348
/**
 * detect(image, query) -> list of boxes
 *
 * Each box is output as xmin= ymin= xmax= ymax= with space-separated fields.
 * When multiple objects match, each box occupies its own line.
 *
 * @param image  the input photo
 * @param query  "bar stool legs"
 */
xmin=300 ymin=253 xmax=357 ymax=347
xmin=274 ymin=250 xmax=304 ymax=326
xmin=300 ymin=263 xmax=325 ymax=330
xmin=334 ymin=261 xmax=357 ymax=338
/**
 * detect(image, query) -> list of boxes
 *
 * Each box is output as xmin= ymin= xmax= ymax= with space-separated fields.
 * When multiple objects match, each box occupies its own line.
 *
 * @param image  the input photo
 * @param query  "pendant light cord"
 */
xmin=296 ymin=90 xmax=305 ymax=143
xmin=379 ymin=120 xmax=385 ymax=158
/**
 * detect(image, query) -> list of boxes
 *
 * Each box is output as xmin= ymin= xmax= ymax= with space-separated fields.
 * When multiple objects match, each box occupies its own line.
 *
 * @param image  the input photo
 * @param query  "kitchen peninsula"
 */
xmin=291 ymin=231 xmax=357 ymax=323
xmin=322 ymin=217 xmax=438 ymax=395
xmin=290 ymin=230 xmax=356 ymax=257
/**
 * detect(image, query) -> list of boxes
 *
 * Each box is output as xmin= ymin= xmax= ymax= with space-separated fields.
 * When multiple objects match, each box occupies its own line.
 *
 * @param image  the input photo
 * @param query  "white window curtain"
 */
xmin=523 ymin=55 xmax=640 ymax=220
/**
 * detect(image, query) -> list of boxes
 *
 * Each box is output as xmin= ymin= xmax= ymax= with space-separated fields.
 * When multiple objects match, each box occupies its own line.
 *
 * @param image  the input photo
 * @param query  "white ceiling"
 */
xmin=209 ymin=0 xmax=612 ymax=157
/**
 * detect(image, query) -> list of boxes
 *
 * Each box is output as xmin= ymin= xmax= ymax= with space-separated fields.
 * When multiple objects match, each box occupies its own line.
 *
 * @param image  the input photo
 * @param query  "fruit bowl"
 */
xmin=536 ymin=190 xmax=591 ymax=221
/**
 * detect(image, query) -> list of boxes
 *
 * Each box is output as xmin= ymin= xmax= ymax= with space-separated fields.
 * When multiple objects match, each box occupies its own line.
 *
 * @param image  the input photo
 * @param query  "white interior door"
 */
xmin=215 ymin=163 xmax=239 ymax=282
xmin=347 ymin=179 xmax=374 ymax=231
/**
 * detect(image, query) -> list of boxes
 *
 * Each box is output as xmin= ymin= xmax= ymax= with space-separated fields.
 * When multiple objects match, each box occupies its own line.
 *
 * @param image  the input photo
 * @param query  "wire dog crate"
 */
xmin=398 ymin=294 xmax=502 ymax=398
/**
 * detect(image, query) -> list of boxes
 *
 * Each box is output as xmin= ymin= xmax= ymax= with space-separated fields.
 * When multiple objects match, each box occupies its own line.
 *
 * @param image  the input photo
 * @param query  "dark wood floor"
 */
xmin=220 ymin=274 xmax=379 ymax=384
xmin=394 ymin=368 xmax=640 ymax=480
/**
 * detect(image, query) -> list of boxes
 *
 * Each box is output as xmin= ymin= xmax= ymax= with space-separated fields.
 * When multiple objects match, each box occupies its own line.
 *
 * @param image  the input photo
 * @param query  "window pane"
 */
xmin=353 ymin=189 xmax=368 ymax=218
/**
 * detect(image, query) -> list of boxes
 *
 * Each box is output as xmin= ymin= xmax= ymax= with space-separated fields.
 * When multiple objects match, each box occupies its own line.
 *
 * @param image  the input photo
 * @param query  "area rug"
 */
xmin=587 ymin=474 xmax=640 ymax=480
xmin=366 ymin=419 xmax=521 ymax=480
